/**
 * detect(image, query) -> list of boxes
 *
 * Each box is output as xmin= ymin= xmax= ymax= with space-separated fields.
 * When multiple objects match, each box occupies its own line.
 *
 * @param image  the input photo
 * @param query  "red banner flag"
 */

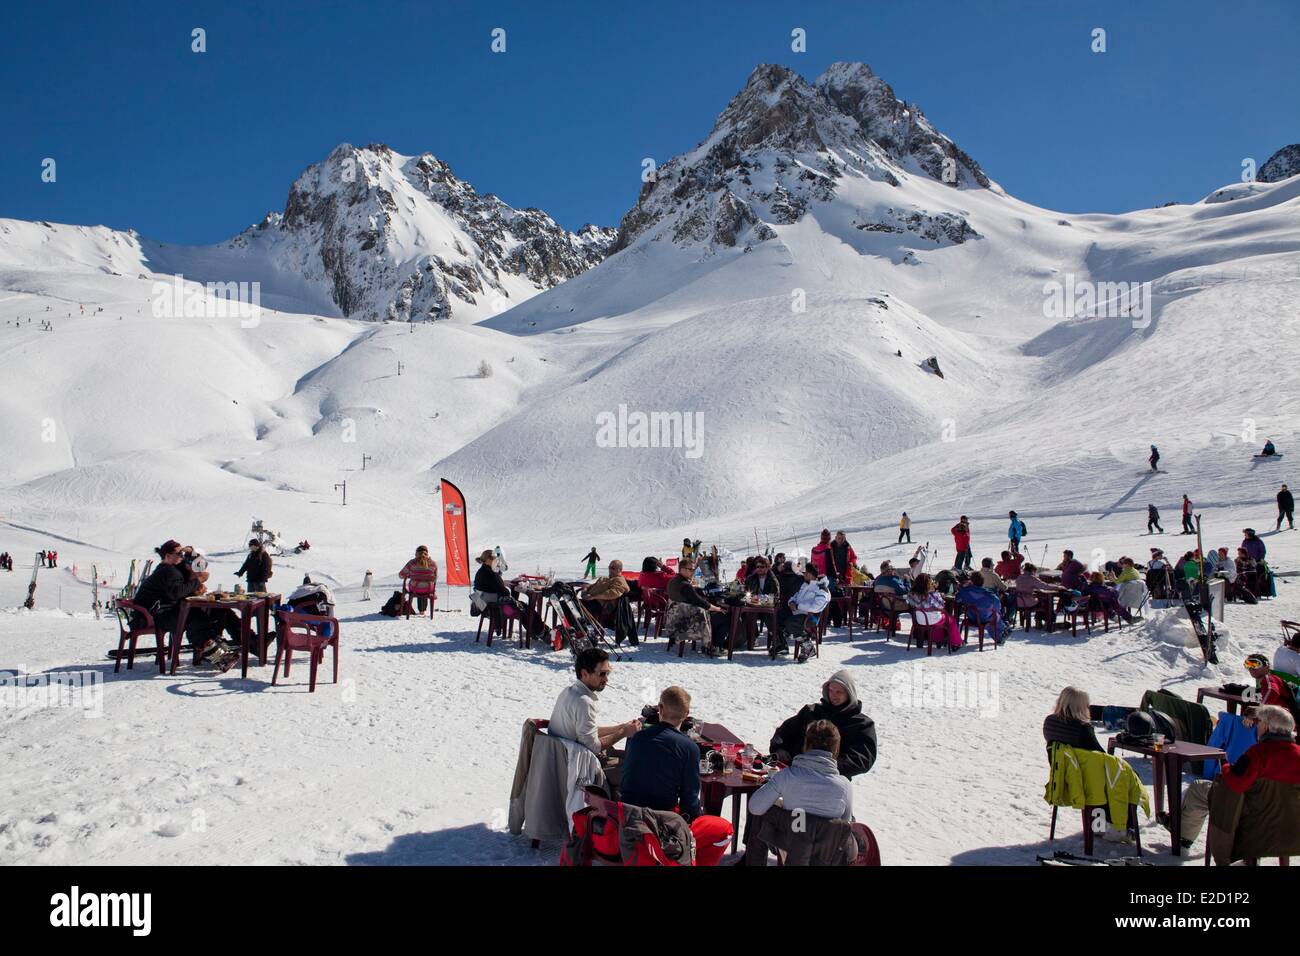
xmin=440 ymin=479 xmax=470 ymax=587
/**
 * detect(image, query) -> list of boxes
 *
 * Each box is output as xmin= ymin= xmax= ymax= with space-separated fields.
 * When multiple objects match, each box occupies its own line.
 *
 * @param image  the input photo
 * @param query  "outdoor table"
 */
xmin=1107 ymin=736 xmax=1226 ymax=857
xmin=696 ymin=722 xmax=769 ymax=852
xmin=1196 ymin=686 xmax=1249 ymax=715
xmin=509 ymin=583 xmax=548 ymax=647
xmin=726 ymin=603 xmax=778 ymax=659
xmin=170 ymin=592 xmax=280 ymax=679
xmin=848 ymin=585 xmax=872 ymax=626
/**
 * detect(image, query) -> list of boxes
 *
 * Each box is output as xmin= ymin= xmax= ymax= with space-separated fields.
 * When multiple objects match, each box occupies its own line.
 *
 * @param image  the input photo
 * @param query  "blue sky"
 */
xmin=1 ymin=0 xmax=1296 ymax=244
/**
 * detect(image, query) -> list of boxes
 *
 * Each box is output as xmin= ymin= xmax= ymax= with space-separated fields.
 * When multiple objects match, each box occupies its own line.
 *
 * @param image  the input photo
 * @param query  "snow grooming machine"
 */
xmin=540 ymin=580 xmax=621 ymax=660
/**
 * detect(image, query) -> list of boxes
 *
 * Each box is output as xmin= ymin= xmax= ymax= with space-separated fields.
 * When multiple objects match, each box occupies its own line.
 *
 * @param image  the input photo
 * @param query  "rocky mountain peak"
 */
xmin=1259 ymin=144 xmax=1300 ymax=183
xmin=259 ymin=143 xmax=615 ymax=322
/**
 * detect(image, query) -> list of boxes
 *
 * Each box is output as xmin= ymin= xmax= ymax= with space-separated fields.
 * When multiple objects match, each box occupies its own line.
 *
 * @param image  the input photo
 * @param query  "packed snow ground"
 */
xmin=1 ymin=509 xmax=1295 ymax=866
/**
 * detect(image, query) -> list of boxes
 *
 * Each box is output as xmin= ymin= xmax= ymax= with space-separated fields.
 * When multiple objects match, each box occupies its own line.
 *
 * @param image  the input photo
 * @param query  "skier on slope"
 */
xmin=1147 ymin=503 xmax=1164 ymax=535
xmin=1262 ymin=438 xmax=1278 ymax=457
xmin=898 ymin=512 xmax=911 ymax=544
xmin=1149 ymin=445 xmax=1160 ymax=472
xmin=1278 ymin=484 xmax=1295 ymax=531
xmin=581 ymin=546 xmax=600 ymax=579
xmin=1181 ymin=495 xmax=1194 ymax=534
xmin=1007 ymin=511 xmax=1026 ymax=554
xmin=950 ymin=516 xmax=972 ymax=571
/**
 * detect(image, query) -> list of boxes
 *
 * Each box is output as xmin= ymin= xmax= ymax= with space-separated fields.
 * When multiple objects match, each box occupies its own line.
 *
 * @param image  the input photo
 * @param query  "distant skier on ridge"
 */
xmin=1149 ymin=444 xmax=1161 ymax=472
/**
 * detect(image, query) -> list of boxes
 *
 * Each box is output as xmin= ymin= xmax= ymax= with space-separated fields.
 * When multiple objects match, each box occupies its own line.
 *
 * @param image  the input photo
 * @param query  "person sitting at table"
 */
xmin=744 ymin=721 xmax=856 ymax=865
xmin=1081 ymin=571 xmax=1136 ymax=624
xmin=873 ymin=561 xmax=908 ymax=595
xmin=995 ymin=549 xmax=1024 ymax=581
xmin=549 ymin=647 xmax=641 ymax=791
xmin=469 ymin=549 xmax=515 ymax=625
xmin=770 ymin=670 xmax=876 ymax=777
xmin=1057 ymin=550 xmax=1088 ymax=591
xmin=1043 ymin=686 xmax=1104 ymax=753
xmin=977 ymin=558 xmax=1008 ymax=594
xmin=634 ymin=556 xmax=674 ymax=600
xmin=1247 ymin=654 xmax=1298 ymax=715
xmin=736 ymin=555 xmax=756 ymax=583
xmin=399 ymin=545 xmax=439 ymax=613
xmin=131 ymin=540 xmax=240 ymax=666
xmin=618 ymin=686 xmax=733 ymax=866
xmin=906 ymin=572 xmax=960 ymax=649
xmin=664 ymin=558 xmax=726 ymax=656
xmin=582 ymin=559 xmax=629 ymax=621
xmin=1016 ymin=563 xmax=1077 ymax=616
xmin=773 ymin=563 xmax=831 ymax=659
xmin=1113 ymin=557 xmax=1141 ymax=584
xmin=1166 ymin=704 xmax=1300 ymax=850
xmin=744 ymin=556 xmax=779 ymax=601
xmin=698 ymin=553 xmax=722 ymax=593
xmin=955 ymin=572 xmax=1008 ymax=645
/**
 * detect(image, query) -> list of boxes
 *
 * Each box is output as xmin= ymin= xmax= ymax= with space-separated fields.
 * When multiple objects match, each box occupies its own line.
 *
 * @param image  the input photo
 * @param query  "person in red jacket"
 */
xmin=810 ymin=529 xmax=832 ymax=578
xmin=994 ymin=550 xmax=1024 ymax=581
xmin=1181 ymin=494 xmax=1194 ymax=535
xmin=950 ymin=517 xmax=972 ymax=571
xmin=1171 ymin=705 xmax=1300 ymax=848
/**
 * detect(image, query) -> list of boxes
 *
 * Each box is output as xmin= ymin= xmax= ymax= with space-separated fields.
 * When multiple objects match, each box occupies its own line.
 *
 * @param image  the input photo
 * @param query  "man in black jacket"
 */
xmin=770 ymin=670 xmax=877 ymax=778
xmin=234 ymin=539 xmax=273 ymax=593
xmin=1278 ymin=484 xmax=1295 ymax=531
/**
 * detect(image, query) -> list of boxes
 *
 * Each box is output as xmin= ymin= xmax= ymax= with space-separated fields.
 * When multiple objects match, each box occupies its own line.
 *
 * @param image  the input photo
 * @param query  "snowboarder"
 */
xmin=1278 ymin=484 xmax=1295 ymax=531
xmin=1007 ymin=511 xmax=1026 ymax=554
xmin=494 ymin=545 xmax=508 ymax=574
xmin=1181 ymin=495 xmax=1194 ymax=534
xmin=1261 ymin=439 xmax=1278 ymax=457
xmin=581 ymin=546 xmax=600 ymax=579
xmin=362 ymin=570 xmax=374 ymax=600
xmin=898 ymin=512 xmax=911 ymax=544
xmin=1148 ymin=445 xmax=1160 ymax=472
xmin=1147 ymin=504 xmax=1164 ymax=534
xmin=950 ymin=516 xmax=972 ymax=571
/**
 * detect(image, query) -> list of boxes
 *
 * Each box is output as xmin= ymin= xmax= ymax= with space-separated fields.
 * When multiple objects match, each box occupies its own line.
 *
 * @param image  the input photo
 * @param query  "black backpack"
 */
xmin=379 ymin=590 xmax=403 ymax=617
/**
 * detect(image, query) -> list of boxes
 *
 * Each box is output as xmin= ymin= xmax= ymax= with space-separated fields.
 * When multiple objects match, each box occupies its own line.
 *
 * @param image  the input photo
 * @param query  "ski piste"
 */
xmin=23 ymin=552 xmax=39 ymax=609
xmin=1186 ymin=513 xmax=1219 ymax=664
xmin=92 ymin=564 xmax=101 ymax=619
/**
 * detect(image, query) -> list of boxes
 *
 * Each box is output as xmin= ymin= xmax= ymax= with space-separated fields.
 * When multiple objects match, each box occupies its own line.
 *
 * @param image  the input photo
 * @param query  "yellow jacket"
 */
xmin=1044 ymin=744 xmax=1150 ymax=826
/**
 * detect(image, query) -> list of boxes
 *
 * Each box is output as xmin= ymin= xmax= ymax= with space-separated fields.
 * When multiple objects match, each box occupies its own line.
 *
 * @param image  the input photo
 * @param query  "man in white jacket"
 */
xmin=773 ymin=565 xmax=831 ymax=659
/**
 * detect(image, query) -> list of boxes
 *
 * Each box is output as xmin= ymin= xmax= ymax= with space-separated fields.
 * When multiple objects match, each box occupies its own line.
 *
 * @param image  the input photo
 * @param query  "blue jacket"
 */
xmin=956 ymin=585 xmax=1005 ymax=640
xmin=1008 ymin=518 xmax=1025 ymax=540
xmin=874 ymin=574 xmax=909 ymax=594
xmin=619 ymin=722 xmax=701 ymax=820
xmin=1201 ymin=712 xmax=1258 ymax=779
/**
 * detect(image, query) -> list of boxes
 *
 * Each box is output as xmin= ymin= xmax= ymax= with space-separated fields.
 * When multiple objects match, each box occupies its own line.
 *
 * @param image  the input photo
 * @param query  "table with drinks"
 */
xmin=725 ymin=597 xmax=779 ymax=659
xmin=170 ymin=591 xmax=280 ymax=678
xmin=1107 ymin=734 xmax=1227 ymax=857
xmin=693 ymin=721 xmax=777 ymax=852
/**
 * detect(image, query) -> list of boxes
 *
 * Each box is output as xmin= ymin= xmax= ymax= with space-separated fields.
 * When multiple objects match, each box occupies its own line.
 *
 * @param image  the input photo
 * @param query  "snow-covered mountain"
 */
xmin=0 ymin=144 xmax=615 ymax=325
xmin=0 ymin=61 xmax=1297 ymax=563
xmin=1259 ymin=143 xmax=1300 ymax=183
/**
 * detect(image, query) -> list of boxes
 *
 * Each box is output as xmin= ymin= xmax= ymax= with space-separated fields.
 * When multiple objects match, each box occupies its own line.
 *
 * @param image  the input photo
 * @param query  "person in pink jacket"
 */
xmin=810 ymin=529 xmax=832 ymax=577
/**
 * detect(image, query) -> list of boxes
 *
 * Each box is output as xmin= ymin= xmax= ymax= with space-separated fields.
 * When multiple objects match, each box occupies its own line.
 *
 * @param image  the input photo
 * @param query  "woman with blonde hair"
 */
xmin=1043 ymin=686 xmax=1103 ymax=752
xmin=399 ymin=545 xmax=439 ymax=613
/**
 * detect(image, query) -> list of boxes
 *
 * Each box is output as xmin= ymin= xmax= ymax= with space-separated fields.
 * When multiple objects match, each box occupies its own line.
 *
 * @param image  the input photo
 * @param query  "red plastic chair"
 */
xmin=640 ymin=587 xmax=667 ymax=640
xmin=907 ymin=608 xmax=943 ymax=656
xmin=272 ymin=609 xmax=340 ymax=692
xmin=877 ymin=593 xmax=907 ymax=641
xmin=113 ymin=599 xmax=169 ymax=673
xmin=961 ymin=604 xmax=1001 ymax=651
xmin=400 ymin=569 xmax=437 ymax=619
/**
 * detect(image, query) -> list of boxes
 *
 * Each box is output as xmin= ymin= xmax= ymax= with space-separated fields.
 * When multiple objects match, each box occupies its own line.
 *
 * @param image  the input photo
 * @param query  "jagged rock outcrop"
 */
xmin=612 ymin=62 xmax=991 ymax=255
xmin=1258 ymin=144 xmax=1300 ymax=183
xmin=231 ymin=144 xmax=615 ymax=322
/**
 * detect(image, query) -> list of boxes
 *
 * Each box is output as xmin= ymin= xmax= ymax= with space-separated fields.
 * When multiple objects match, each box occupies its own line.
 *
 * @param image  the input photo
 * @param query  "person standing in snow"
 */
xmin=1149 ymin=445 xmax=1161 ymax=472
xmin=1147 ymin=504 xmax=1164 ymax=535
xmin=898 ymin=512 xmax=911 ymax=544
xmin=809 ymin=529 xmax=832 ymax=579
xmin=1241 ymin=528 xmax=1266 ymax=562
xmin=361 ymin=570 xmax=374 ymax=601
xmin=234 ymin=538 xmax=272 ymax=593
xmin=1277 ymin=484 xmax=1295 ymax=531
xmin=581 ymin=547 xmax=600 ymax=579
xmin=1007 ymin=511 xmax=1026 ymax=554
xmin=1181 ymin=495 xmax=1194 ymax=534
xmin=950 ymin=516 xmax=972 ymax=571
